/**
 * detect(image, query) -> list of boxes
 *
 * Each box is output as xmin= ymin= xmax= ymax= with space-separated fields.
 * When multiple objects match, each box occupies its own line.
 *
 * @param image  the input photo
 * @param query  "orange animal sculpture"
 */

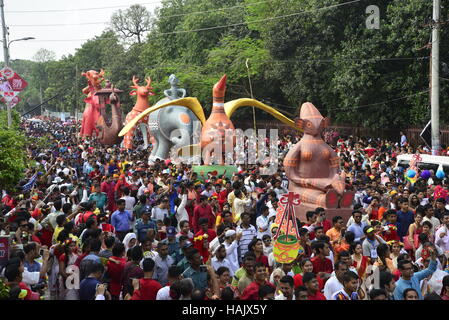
xmin=283 ymin=102 xmax=354 ymax=211
xmin=123 ymin=76 xmax=154 ymax=149
xmin=200 ymin=74 xmax=235 ymax=165
xmin=80 ymin=69 xmax=105 ymax=137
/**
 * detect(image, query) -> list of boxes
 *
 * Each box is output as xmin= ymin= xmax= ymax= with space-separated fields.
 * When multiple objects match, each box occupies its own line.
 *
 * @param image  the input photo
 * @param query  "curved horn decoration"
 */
xmin=224 ymin=98 xmax=301 ymax=131
xmin=118 ymin=97 xmax=207 ymax=137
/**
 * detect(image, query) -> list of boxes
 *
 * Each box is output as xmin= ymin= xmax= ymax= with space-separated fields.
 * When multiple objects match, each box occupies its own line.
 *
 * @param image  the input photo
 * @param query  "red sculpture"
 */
xmin=284 ymin=102 xmax=354 ymax=212
xmin=123 ymin=76 xmax=154 ymax=149
xmin=80 ymin=69 xmax=105 ymax=137
xmin=201 ymin=74 xmax=235 ymax=165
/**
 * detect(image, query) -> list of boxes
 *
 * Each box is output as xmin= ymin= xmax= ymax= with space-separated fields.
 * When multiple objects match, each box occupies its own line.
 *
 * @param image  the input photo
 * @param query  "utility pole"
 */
xmin=431 ymin=0 xmax=440 ymax=155
xmin=245 ymin=59 xmax=257 ymax=132
xmin=0 ymin=0 xmax=11 ymax=127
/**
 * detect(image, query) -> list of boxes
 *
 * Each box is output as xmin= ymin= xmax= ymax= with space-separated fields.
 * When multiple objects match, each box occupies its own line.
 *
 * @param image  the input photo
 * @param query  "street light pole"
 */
xmin=0 ymin=0 xmax=8 ymax=67
xmin=0 ymin=0 xmax=11 ymax=127
xmin=0 ymin=0 xmax=34 ymax=127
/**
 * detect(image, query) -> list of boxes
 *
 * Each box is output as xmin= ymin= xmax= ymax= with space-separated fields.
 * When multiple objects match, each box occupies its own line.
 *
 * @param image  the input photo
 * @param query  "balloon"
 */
xmin=436 ymin=170 xmax=445 ymax=179
xmin=407 ymin=169 xmax=416 ymax=178
xmin=420 ymin=170 xmax=431 ymax=180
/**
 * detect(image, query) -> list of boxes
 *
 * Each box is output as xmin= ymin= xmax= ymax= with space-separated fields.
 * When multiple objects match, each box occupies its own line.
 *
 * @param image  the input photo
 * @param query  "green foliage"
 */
xmin=0 ymin=111 xmax=27 ymax=191
xmin=4 ymin=0 xmax=448 ymax=129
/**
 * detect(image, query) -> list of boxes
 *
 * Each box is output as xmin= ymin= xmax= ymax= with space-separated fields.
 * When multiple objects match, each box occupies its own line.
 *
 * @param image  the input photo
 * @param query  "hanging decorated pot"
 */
xmin=273 ymin=192 xmax=301 ymax=264
xmin=273 ymin=234 xmax=301 ymax=264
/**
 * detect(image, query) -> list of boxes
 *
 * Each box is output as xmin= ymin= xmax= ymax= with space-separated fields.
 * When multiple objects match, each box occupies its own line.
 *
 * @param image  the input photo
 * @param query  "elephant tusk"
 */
xmin=224 ymin=98 xmax=301 ymax=131
xmin=118 ymin=97 xmax=207 ymax=137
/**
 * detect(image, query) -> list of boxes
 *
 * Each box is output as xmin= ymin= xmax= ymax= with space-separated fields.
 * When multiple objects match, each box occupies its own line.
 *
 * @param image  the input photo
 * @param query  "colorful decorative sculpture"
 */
xmin=147 ymin=74 xmax=198 ymax=162
xmin=123 ymin=76 xmax=154 ymax=149
xmin=80 ymin=69 xmax=105 ymax=137
xmin=199 ymin=74 xmax=235 ymax=165
xmin=284 ymin=102 xmax=354 ymax=211
xmin=273 ymin=192 xmax=302 ymax=264
xmin=95 ymin=80 xmax=123 ymax=146
xmin=405 ymin=154 xmax=422 ymax=184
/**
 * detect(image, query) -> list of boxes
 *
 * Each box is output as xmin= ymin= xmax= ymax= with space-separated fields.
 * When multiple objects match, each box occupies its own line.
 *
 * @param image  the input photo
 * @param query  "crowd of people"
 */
xmin=0 ymin=118 xmax=449 ymax=301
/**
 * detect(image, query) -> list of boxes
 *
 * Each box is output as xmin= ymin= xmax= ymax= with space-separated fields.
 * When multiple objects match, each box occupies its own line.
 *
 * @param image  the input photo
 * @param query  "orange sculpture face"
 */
xmin=81 ymin=69 xmax=105 ymax=94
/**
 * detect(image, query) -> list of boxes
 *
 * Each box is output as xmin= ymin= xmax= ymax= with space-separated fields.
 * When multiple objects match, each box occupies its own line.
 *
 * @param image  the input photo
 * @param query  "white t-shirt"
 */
xmin=121 ymin=196 xmax=136 ymax=213
xmin=324 ymin=276 xmax=343 ymax=300
xmin=156 ymin=285 xmax=172 ymax=300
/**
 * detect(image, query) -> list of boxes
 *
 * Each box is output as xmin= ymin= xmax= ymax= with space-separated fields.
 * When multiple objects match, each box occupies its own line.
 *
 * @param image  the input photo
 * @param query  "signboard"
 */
xmin=0 ymin=236 xmax=10 ymax=269
xmin=0 ymin=95 xmax=20 ymax=108
xmin=0 ymin=66 xmax=28 ymax=108
xmin=420 ymin=120 xmax=441 ymax=148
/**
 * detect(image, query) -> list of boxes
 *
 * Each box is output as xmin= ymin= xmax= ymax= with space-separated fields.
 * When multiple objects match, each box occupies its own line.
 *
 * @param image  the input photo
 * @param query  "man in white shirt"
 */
xmin=324 ymin=261 xmax=348 ymax=299
xmin=175 ymin=193 xmax=188 ymax=230
xmin=422 ymin=205 xmax=441 ymax=234
xmin=435 ymin=213 xmax=449 ymax=253
xmin=121 ymin=188 xmax=136 ymax=214
xmin=211 ymin=245 xmax=234 ymax=277
xmin=201 ymin=183 xmax=215 ymax=198
xmin=151 ymin=198 xmax=170 ymax=222
xmin=223 ymin=230 xmax=241 ymax=276
xmin=156 ymin=265 xmax=183 ymax=300
xmin=256 ymin=205 xmax=275 ymax=239
xmin=275 ymin=275 xmax=295 ymax=300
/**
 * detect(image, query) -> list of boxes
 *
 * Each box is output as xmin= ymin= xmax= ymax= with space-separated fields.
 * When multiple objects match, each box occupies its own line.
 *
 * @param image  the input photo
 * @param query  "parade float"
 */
xmin=282 ymin=102 xmax=355 ymax=222
xmin=118 ymin=74 xmax=297 ymax=163
xmin=79 ymin=69 xmax=123 ymax=146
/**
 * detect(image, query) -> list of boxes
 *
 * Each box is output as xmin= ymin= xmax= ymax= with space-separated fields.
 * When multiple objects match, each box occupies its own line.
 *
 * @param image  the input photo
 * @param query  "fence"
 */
xmin=233 ymin=120 xmax=449 ymax=148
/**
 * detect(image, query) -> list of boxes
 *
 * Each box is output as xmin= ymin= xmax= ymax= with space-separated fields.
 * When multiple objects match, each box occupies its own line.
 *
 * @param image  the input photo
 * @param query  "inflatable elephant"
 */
xmin=147 ymin=75 xmax=200 ymax=163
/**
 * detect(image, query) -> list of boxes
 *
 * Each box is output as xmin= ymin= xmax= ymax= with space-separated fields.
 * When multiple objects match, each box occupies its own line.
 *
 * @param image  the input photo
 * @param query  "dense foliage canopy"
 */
xmin=8 ymin=0 xmax=449 ymax=129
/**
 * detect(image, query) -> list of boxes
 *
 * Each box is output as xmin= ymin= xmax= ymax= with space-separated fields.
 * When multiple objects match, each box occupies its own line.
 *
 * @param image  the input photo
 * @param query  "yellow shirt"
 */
xmin=326 ymin=227 xmax=342 ymax=244
xmin=52 ymin=225 xmax=64 ymax=244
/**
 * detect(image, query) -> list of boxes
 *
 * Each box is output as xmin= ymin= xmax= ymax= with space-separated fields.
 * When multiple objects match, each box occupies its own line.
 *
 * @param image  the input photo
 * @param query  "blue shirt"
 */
xmin=396 ymin=210 xmax=414 ymax=238
xmin=24 ymin=261 xmax=41 ymax=273
xmin=111 ymin=209 xmax=134 ymax=232
xmin=348 ymin=221 xmax=368 ymax=242
xmin=182 ymin=266 xmax=207 ymax=291
xmin=393 ymin=260 xmax=437 ymax=300
xmin=134 ymin=219 xmax=157 ymax=242
xmin=79 ymin=277 xmax=100 ymax=300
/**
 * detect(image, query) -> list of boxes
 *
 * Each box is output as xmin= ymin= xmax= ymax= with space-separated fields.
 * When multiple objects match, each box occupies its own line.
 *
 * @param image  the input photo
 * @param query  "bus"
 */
xmin=395 ymin=154 xmax=449 ymax=176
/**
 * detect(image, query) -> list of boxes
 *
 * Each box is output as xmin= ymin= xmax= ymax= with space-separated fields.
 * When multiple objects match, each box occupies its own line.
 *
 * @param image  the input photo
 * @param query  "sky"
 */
xmin=3 ymin=0 xmax=162 ymax=62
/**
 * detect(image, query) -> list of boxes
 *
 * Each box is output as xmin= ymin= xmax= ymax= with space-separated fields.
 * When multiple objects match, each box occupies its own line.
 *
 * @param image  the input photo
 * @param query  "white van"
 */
xmin=395 ymin=154 xmax=449 ymax=175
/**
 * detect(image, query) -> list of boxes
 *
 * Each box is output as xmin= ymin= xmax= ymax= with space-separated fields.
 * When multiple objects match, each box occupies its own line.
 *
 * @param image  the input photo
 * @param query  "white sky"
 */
xmin=4 ymin=0 xmax=161 ymax=61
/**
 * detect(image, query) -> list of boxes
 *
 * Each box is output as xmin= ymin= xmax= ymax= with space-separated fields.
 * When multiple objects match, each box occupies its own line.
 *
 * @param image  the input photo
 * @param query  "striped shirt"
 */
xmin=236 ymin=224 xmax=257 ymax=259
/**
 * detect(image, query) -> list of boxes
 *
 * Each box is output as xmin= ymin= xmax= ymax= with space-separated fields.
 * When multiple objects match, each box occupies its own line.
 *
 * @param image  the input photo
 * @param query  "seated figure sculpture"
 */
xmin=283 ymin=102 xmax=354 ymax=211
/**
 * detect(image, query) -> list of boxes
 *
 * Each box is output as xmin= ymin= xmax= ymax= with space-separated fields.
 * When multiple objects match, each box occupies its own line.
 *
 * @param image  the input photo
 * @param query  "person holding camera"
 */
xmin=393 ymin=246 xmax=438 ymax=300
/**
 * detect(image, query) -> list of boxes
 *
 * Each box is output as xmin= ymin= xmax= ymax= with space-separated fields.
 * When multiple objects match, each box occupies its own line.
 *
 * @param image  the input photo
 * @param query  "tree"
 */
xmin=110 ymin=4 xmax=153 ymax=44
xmin=32 ymin=48 xmax=56 ymax=63
xmin=32 ymin=49 xmax=56 ymax=109
xmin=0 ymin=110 xmax=26 ymax=191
